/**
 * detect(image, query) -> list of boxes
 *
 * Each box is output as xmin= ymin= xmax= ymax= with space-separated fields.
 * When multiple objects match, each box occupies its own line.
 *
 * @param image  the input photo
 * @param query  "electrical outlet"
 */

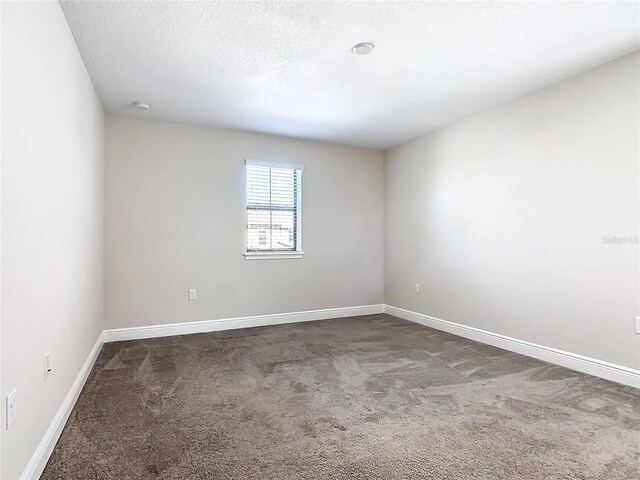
xmin=414 ymin=282 xmax=420 ymax=294
xmin=188 ymin=289 xmax=197 ymax=301
xmin=635 ymin=316 xmax=640 ymax=334
xmin=44 ymin=353 xmax=52 ymax=380
xmin=6 ymin=389 xmax=17 ymax=429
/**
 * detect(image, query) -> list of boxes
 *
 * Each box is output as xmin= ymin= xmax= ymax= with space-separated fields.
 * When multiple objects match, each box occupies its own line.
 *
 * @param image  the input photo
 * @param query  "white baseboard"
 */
xmin=20 ymin=332 xmax=104 ymax=480
xmin=17 ymin=303 xmax=638 ymax=480
xmin=103 ymin=304 xmax=385 ymax=343
xmin=17 ymin=305 xmax=382 ymax=479
xmin=385 ymin=305 xmax=640 ymax=389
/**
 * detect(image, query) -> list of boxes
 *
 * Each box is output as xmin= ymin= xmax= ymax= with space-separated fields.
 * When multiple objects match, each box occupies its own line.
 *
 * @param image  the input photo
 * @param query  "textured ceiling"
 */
xmin=60 ymin=1 xmax=639 ymax=149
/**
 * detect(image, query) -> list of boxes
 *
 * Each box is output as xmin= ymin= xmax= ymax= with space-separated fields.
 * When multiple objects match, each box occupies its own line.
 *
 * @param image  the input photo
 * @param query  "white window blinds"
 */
xmin=246 ymin=160 xmax=303 ymax=253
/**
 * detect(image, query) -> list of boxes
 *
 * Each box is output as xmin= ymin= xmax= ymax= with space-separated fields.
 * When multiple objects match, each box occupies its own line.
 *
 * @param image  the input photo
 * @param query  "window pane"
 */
xmin=247 ymin=165 xmax=271 ymax=206
xmin=271 ymin=210 xmax=294 ymax=249
xmin=247 ymin=209 xmax=295 ymax=251
xmin=270 ymin=167 xmax=295 ymax=208
xmin=247 ymin=209 xmax=271 ymax=250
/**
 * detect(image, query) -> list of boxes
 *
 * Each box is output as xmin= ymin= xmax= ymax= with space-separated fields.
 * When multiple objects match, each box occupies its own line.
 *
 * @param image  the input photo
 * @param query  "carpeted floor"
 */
xmin=42 ymin=314 xmax=640 ymax=479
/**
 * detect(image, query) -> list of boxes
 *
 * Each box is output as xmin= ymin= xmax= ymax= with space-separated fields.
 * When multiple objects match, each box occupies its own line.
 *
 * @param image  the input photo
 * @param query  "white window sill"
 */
xmin=244 ymin=252 xmax=304 ymax=260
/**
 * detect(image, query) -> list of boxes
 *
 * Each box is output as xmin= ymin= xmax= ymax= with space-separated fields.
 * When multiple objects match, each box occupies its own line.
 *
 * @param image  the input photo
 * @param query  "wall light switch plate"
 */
xmin=188 ymin=289 xmax=197 ymax=301
xmin=635 ymin=316 xmax=640 ymax=334
xmin=414 ymin=283 xmax=420 ymax=294
xmin=6 ymin=389 xmax=17 ymax=429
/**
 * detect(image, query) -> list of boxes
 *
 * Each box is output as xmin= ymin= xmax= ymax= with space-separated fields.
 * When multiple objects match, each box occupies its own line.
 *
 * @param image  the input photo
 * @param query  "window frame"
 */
xmin=244 ymin=159 xmax=304 ymax=260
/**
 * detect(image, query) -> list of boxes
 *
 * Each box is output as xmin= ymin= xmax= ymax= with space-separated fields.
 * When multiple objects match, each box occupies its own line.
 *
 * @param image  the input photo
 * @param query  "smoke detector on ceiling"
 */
xmin=134 ymin=101 xmax=150 ymax=111
xmin=352 ymin=42 xmax=374 ymax=56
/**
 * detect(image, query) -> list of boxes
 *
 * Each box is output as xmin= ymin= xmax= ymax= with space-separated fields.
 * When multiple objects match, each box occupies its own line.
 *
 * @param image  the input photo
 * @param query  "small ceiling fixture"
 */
xmin=352 ymin=42 xmax=374 ymax=56
xmin=134 ymin=101 xmax=150 ymax=110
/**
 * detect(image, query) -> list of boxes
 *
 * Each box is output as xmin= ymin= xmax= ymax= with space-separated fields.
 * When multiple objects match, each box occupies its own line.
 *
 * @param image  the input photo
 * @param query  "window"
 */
xmin=245 ymin=159 xmax=303 ymax=259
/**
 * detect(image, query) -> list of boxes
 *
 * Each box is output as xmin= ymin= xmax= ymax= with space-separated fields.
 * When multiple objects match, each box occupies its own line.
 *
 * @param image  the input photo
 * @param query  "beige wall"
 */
xmin=1 ymin=2 xmax=105 ymax=479
xmin=105 ymin=116 xmax=384 ymax=329
xmin=385 ymin=52 xmax=640 ymax=370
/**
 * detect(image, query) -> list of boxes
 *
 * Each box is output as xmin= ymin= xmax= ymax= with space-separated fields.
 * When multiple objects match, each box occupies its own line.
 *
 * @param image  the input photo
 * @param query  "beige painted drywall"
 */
xmin=385 ymin=52 xmax=640 ymax=370
xmin=1 ymin=2 xmax=104 ymax=478
xmin=104 ymin=116 xmax=384 ymax=329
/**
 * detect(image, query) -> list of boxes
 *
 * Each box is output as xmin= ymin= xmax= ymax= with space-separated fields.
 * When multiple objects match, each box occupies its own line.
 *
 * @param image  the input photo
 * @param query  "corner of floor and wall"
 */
xmin=1 ymin=3 xmax=105 ymax=479
xmin=1 ymin=2 xmax=639 ymax=479
xmin=382 ymin=50 xmax=640 ymax=386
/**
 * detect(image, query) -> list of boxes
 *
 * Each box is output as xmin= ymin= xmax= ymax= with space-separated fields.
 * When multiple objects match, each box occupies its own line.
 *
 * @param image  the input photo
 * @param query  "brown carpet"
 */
xmin=42 ymin=314 xmax=640 ymax=479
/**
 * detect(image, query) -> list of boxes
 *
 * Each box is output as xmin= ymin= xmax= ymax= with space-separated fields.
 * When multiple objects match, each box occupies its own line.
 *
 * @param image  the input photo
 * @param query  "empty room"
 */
xmin=1 ymin=1 xmax=639 ymax=479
